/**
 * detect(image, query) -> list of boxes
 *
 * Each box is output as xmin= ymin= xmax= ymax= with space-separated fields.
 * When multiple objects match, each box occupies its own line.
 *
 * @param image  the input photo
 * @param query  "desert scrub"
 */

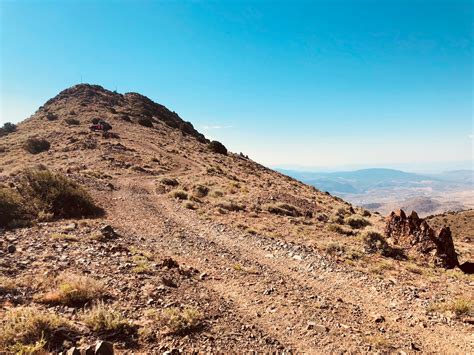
xmin=265 ymin=202 xmax=301 ymax=217
xmin=326 ymin=224 xmax=354 ymax=236
xmin=38 ymin=273 xmax=105 ymax=306
xmin=64 ymin=118 xmax=80 ymax=125
xmin=0 ymin=187 xmax=29 ymax=228
xmin=448 ymin=298 xmax=472 ymax=316
xmin=0 ymin=276 xmax=18 ymax=295
xmin=155 ymin=306 xmax=202 ymax=334
xmin=160 ymin=177 xmax=179 ymax=186
xmin=193 ymin=184 xmax=209 ymax=198
xmin=50 ymin=233 xmax=79 ymax=242
xmin=184 ymin=201 xmax=197 ymax=210
xmin=361 ymin=230 xmax=392 ymax=256
xmin=18 ymin=168 xmax=103 ymax=219
xmin=138 ymin=117 xmax=153 ymax=127
xmin=0 ymin=122 xmax=17 ymax=136
xmin=325 ymin=243 xmax=346 ymax=256
xmin=216 ymin=200 xmax=245 ymax=212
xmin=345 ymin=215 xmax=371 ymax=229
xmin=169 ymin=190 xmax=188 ymax=200
xmin=0 ymin=306 xmax=74 ymax=353
xmin=24 ymin=137 xmax=51 ymax=154
xmin=131 ymin=255 xmax=153 ymax=274
xmin=81 ymin=302 xmax=133 ymax=334
xmin=208 ymin=140 xmax=227 ymax=155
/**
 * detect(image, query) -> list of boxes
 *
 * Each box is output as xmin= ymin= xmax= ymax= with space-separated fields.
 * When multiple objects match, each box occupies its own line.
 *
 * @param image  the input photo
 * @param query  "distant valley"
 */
xmin=279 ymin=168 xmax=474 ymax=217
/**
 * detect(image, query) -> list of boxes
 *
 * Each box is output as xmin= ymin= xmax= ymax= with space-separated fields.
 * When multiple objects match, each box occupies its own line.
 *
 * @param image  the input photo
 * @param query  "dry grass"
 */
xmin=38 ymin=272 xmax=105 ymax=306
xmin=80 ymin=302 xmax=132 ymax=334
xmin=0 ymin=306 xmax=73 ymax=353
xmin=326 ymin=224 xmax=354 ymax=236
xmin=216 ymin=200 xmax=245 ymax=212
xmin=0 ymin=276 xmax=18 ymax=295
xmin=169 ymin=190 xmax=188 ymax=200
xmin=265 ymin=203 xmax=301 ymax=217
xmin=153 ymin=306 xmax=202 ymax=334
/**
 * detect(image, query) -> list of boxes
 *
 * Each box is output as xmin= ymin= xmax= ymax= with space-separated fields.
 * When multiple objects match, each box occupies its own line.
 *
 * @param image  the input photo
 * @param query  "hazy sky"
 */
xmin=1 ymin=0 xmax=472 ymax=169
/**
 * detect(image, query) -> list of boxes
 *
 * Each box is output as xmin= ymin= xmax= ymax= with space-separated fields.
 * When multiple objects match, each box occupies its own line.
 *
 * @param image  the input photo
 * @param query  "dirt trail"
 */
xmin=108 ymin=176 xmax=474 ymax=353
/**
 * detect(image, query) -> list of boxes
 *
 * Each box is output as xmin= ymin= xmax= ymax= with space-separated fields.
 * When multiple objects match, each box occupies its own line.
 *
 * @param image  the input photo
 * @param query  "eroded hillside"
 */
xmin=0 ymin=84 xmax=472 ymax=353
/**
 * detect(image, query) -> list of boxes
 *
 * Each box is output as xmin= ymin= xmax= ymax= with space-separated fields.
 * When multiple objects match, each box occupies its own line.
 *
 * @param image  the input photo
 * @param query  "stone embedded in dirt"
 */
xmin=384 ymin=209 xmax=459 ymax=268
xmin=100 ymin=225 xmax=117 ymax=239
xmin=95 ymin=341 xmax=114 ymax=355
xmin=7 ymin=244 xmax=16 ymax=253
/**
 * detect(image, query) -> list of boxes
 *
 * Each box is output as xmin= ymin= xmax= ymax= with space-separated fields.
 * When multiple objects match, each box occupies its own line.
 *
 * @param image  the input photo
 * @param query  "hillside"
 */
xmin=0 ymin=84 xmax=472 ymax=354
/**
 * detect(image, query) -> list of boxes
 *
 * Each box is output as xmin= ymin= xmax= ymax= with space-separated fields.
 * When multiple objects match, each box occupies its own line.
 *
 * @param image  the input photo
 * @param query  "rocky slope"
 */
xmin=0 ymin=84 xmax=472 ymax=353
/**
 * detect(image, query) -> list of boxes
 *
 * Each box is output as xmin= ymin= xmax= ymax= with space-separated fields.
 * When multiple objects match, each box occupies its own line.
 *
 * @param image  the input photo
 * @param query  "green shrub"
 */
xmin=345 ymin=216 xmax=371 ymax=229
xmin=138 ymin=117 xmax=153 ymax=127
xmin=0 ymin=307 xmax=74 ymax=353
xmin=64 ymin=118 xmax=80 ymax=125
xmin=194 ymin=184 xmax=209 ymax=198
xmin=0 ymin=188 xmax=29 ymax=228
xmin=80 ymin=302 xmax=133 ymax=334
xmin=19 ymin=168 xmax=103 ymax=219
xmin=209 ymin=140 xmax=227 ymax=155
xmin=265 ymin=203 xmax=301 ymax=217
xmin=1 ymin=122 xmax=16 ymax=135
xmin=161 ymin=177 xmax=179 ymax=186
xmin=24 ymin=137 xmax=51 ymax=154
xmin=362 ymin=231 xmax=392 ymax=256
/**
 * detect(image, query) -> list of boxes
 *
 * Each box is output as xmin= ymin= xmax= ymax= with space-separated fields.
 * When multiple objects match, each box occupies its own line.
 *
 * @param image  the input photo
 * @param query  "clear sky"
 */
xmin=1 ymin=0 xmax=472 ymax=171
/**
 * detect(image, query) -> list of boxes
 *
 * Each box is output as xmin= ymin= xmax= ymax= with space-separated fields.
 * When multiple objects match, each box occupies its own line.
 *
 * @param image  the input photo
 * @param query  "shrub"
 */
xmin=0 ymin=307 xmax=74 ymax=353
xmin=184 ymin=201 xmax=197 ymax=210
xmin=448 ymin=298 xmax=472 ymax=316
xmin=0 ymin=188 xmax=29 ymax=228
xmin=265 ymin=203 xmax=301 ymax=217
xmin=46 ymin=113 xmax=58 ymax=121
xmin=362 ymin=231 xmax=392 ymax=256
xmin=169 ymin=190 xmax=188 ymax=200
xmin=2 ymin=122 xmax=17 ymax=134
xmin=80 ymin=302 xmax=133 ymax=334
xmin=161 ymin=177 xmax=179 ymax=186
xmin=64 ymin=118 xmax=80 ymax=125
xmin=209 ymin=140 xmax=227 ymax=155
xmin=156 ymin=306 xmax=202 ymax=334
xmin=24 ymin=137 xmax=51 ymax=154
xmin=18 ymin=168 xmax=103 ymax=219
xmin=345 ymin=216 xmax=371 ymax=229
xmin=194 ymin=184 xmax=209 ymax=198
xmin=216 ymin=200 xmax=245 ymax=212
xmin=38 ymin=273 xmax=105 ymax=306
xmin=138 ymin=117 xmax=153 ymax=127
xmin=91 ymin=118 xmax=100 ymax=124
xmin=327 ymin=224 xmax=354 ymax=236
xmin=325 ymin=243 xmax=346 ymax=256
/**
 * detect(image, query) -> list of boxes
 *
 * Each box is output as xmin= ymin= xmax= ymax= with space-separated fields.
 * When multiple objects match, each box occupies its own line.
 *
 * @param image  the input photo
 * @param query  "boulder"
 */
xmin=384 ymin=209 xmax=458 ymax=268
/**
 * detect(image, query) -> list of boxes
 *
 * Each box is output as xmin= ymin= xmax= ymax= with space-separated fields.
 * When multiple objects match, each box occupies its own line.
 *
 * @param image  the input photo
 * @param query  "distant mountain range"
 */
xmin=279 ymin=168 xmax=474 ymax=216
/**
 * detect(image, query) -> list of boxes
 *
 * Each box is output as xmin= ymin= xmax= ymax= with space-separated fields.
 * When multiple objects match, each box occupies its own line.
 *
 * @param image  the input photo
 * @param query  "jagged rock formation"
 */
xmin=384 ymin=209 xmax=459 ymax=268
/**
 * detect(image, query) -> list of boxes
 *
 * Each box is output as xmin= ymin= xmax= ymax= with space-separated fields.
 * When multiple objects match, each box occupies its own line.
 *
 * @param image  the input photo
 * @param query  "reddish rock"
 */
xmin=384 ymin=209 xmax=458 ymax=268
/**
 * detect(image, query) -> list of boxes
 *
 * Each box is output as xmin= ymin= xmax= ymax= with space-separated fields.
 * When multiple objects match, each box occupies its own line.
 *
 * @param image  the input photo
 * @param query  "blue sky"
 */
xmin=1 ymin=0 xmax=472 ymax=171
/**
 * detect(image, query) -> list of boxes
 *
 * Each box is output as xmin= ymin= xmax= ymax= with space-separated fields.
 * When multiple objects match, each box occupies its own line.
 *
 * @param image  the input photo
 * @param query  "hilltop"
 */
xmin=0 ymin=84 xmax=472 ymax=353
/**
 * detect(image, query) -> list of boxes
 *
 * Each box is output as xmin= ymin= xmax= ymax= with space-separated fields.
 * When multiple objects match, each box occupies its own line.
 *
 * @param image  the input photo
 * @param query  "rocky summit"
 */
xmin=0 ymin=84 xmax=472 ymax=354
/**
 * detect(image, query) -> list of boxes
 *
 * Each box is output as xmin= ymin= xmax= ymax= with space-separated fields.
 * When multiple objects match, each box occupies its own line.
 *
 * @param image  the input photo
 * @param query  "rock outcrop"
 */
xmin=384 ymin=209 xmax=458 ymax=268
